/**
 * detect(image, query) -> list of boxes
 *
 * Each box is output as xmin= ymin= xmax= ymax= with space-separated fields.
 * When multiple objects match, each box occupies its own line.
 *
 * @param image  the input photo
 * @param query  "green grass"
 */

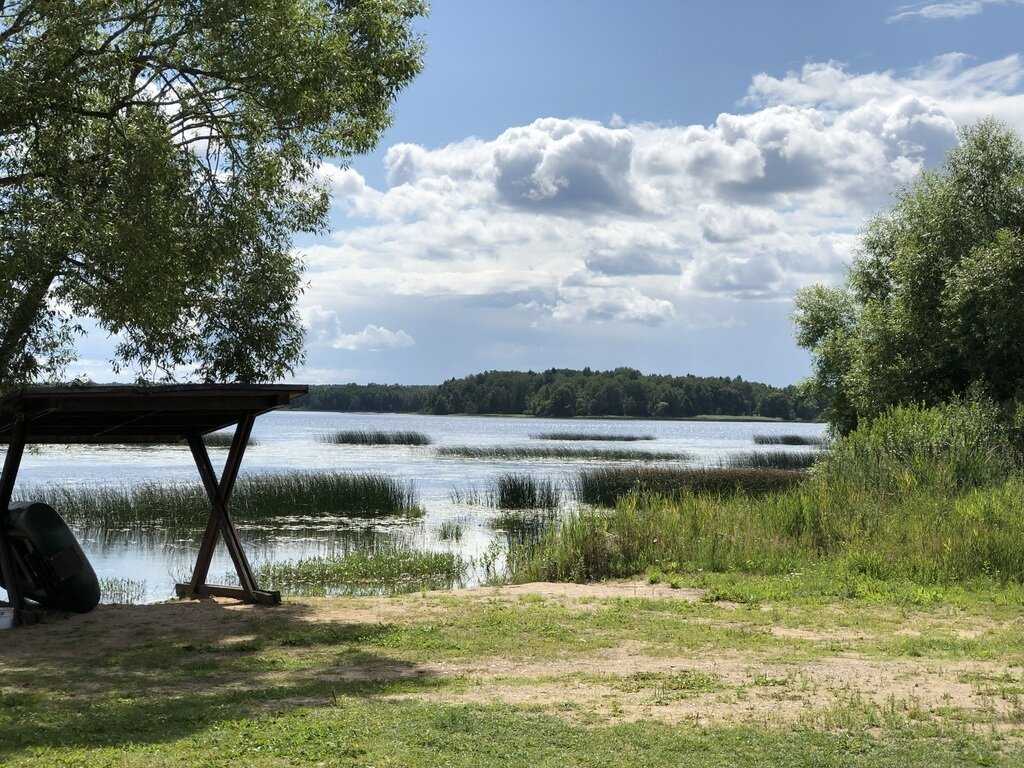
xmin=491 ymin=473 xmax=561 ymax=509
xmin=2 ymin=580 xmax=1023 ymax=766
xmin=22 ymin=472 xmax=423 ymax=529
xmin=753 ymin=434 xmax=826 ymax=446
xmin=438 ymin=520 xmax=465 ymax=542
xmin=513 ymin=401 xmax=1024 ymax=585
xmin=531 ymin=431 xmax=655 ymax=441
xmin=449 ymin=485 xmax=485 ymax=505
xmin=98 ymin=577 xmax=147 ymax=605
xmin=572 ymin=466 xmax=806 ymax=507
xmin=321 ymin=429 xmax=432 ymax=445
xmin=723 ymin=450 xmax=822 ymax=470
xmin=249 ymin=548 xmax=467 ymax=596
xmin=437 ymin=446 xmax=689 ymax=461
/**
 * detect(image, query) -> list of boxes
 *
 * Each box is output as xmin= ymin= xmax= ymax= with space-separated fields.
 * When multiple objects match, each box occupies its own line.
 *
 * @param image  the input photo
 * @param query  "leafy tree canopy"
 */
xmin=0 ymin=0 xmax=424 ymax=386
xmin=795 ymin=120 xmax=1024 ymax=432
xmin=294 ymin=368 xmax=824 ymax=421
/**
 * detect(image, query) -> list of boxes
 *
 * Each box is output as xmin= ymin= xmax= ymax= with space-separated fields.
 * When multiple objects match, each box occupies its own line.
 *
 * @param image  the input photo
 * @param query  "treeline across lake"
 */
xmin=292 ymin=368 xmax=823 ymax=421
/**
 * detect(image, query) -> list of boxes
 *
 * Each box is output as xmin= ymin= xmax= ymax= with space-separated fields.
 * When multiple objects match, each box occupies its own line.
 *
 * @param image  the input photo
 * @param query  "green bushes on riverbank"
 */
xmin=511 ymin=401 xmax=1024 ymax=586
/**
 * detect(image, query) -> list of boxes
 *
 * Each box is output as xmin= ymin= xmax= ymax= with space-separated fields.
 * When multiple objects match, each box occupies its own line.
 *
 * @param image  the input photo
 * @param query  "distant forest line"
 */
xmin=291 ymin=368 xmax=823 ymax=421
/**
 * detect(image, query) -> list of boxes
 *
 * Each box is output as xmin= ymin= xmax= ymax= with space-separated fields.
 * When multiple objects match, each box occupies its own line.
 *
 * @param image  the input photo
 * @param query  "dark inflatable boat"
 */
xmin=1 ymin=502 xmax=100 ymax=613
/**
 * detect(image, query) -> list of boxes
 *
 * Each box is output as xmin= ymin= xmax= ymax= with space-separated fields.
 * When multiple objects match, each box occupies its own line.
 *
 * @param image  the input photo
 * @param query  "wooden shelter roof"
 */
xmin=0 ymin=384 xmax=307 ymax=444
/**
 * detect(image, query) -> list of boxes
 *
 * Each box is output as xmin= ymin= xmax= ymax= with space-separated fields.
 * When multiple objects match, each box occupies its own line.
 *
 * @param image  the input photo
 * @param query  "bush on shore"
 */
xmin=510 ymin=400 xmax=1024 ymax=586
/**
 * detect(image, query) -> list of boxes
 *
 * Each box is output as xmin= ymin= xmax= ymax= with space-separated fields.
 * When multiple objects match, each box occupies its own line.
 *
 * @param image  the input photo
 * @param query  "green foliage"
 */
xmin=815 ymin=399 xmax=1017 ymax=496
xmin=294 ymin=368 xmax=823 ymax=419
xmin=795 ymin=120 xmax=1024 ymax=430
xmin=0 ymin=1 xmax=425 ymax=385
xmin=513 ymin=402 xmax=1024 ymax=585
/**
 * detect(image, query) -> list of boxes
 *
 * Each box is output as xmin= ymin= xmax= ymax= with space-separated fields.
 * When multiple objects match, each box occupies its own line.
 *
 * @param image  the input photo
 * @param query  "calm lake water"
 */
xmin=4 ymin=411 xmax=826 ymax=602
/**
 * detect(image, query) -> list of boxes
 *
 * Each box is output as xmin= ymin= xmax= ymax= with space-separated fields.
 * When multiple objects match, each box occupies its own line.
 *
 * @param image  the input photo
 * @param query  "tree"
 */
xmin=0 ymin=0 xmax=424 ymax=386
xmin=795 ymin=120 xmax=1024 ymax=432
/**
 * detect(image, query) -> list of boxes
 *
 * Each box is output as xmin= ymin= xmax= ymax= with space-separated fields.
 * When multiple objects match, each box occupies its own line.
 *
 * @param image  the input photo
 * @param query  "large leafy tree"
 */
xmin=795 ymin=120 xmax=1024 ymax=432
xmin=0 ymin=0 xmax=424 ymax=386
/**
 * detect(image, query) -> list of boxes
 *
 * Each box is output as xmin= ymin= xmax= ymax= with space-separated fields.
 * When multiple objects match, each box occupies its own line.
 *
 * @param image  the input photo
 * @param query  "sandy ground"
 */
xmin=2 ymin=581 xmax=1022 ymax=730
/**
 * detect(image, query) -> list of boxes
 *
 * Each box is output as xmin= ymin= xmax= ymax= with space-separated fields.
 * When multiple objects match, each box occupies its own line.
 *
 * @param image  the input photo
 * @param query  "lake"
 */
xmin=5 ymin=411 xmax=826 ymax=602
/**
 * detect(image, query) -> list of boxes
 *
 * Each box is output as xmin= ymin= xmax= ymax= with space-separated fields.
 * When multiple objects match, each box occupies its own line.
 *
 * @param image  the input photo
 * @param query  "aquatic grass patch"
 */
xmin=572 ymin=466 xmax=806 ymax=507
xmin=438 ymin=520 xmax=464 ymax=542
xmin=99 ymin=577 xmax=147 ymax=605
xmin=531 ymin=431 xmax=655 ymax=442
xmin=320 ymin=430 xmax=432 ymax=446
xmin=493 ymin=509 xmax=559 ymax=546
xmin=202 ymin=432 xmax=258 ymax=449
xmin=723 ymin=450 xmax=821 ymax=470
xmin=24 ymin=472 xmax=423 ymax=529
xmin=753 ymin=434 xmax=826 ymax=446
xmin=250 ymin=548 xmax=467 ymax=596
xmin=436 ymin=446 xmax=688 ymax=461
xmin=449 ymin=485 xmax=485 ymax=506
xmin=491 ymin=473 xmax=561 ymax=509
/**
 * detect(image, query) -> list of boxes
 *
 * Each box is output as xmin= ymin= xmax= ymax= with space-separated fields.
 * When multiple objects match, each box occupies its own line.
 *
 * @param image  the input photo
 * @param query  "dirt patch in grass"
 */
xmin=3 ymin=581 xmax=1023 ymax=731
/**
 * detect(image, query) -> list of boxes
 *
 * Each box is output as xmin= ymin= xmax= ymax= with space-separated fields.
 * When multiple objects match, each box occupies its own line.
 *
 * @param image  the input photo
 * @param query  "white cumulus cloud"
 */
xmin=332 ymin=325 xmax=415 ymax=352
xmin=306 ymin=53 xmax=1024 ymax=327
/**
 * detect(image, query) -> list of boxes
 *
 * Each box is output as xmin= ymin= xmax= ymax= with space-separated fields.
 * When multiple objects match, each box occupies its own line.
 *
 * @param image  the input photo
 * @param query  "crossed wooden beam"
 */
xmin=173 ymin=413 xmax=280 ymax=605
xmin=0 ymin=411 xmax=278 ymax=626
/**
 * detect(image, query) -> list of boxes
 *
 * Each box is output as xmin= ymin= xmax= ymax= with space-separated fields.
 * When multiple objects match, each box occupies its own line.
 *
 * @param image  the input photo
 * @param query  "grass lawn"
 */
xmin=2 ymin=575 xmax=1023 ymax=766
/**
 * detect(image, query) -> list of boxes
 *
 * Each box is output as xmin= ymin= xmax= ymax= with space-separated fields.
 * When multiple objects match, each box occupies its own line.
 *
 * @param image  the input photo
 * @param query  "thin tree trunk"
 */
xmin=0 ymin=265 xmax=58 ymax=386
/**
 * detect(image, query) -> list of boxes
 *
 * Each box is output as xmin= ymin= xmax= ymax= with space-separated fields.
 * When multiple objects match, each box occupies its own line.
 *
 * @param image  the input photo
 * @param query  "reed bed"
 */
xmin=438 ymin=520 xmax=464 ymax=541
xmin=448 ymin=485 xmax=485 ymax=506
xmin=436 ymin=446 xmax=688 ymax=461
xmin=320 ymin=430 xmax=432 ymax=446
xmin=573 ymin=466 xmax=806 ymax=507
xmin=491 ymin=473 xmax=561 ymax=509
xmin=722 ymin=450 xmax=822 ymax=470
xmin=25 ymin=472 xmax=422 ymax=529
xmin=251 ymin=548 xmax=467 ymax=596
xmin=99 ymin=577 xmax=147 ymax=605
xmin=511 ymin=400 xmax=1024 ymax=586
xmin=493 ymin=508 xmax=558 ymax=545
xmin=753 ymin=434 xmax=826 ymax=446
xmin=531 ymin=431 xmax=655 ymax=442
xmin=202 ymin=433 xmax=258 ymax=448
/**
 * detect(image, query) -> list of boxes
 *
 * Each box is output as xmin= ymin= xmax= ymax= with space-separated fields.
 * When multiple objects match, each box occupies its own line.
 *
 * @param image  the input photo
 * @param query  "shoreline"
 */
xmin=287 ymin=409 xmax=824 ymax=425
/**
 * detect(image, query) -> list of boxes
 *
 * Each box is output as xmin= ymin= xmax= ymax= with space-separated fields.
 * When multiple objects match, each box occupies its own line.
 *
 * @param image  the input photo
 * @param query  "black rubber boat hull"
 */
xmin=1 ymin=501 xmax=100 ymax=613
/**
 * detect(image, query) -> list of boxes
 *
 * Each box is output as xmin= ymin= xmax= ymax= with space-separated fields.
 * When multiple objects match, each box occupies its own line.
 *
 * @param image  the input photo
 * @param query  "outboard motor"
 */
xmin=0 ymin=502 xmax=100 ymax=613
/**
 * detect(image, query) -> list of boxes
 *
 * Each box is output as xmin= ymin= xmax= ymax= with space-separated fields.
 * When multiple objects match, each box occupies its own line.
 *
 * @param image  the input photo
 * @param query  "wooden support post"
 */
xmin=0 ymin=417 xmax=28 ymax=625
xmin=175 ymin=415 xmax=280 ymax=605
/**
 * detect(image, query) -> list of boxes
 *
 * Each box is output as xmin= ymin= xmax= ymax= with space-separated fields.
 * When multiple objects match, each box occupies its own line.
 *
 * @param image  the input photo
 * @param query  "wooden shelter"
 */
xmin=0 ymin=384 xmax=307 ymax=625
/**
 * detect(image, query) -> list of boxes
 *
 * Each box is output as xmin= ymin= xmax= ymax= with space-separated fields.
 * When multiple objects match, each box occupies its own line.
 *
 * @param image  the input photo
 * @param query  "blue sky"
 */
xmin=75 ymin=1 xmax=1024 ymax=386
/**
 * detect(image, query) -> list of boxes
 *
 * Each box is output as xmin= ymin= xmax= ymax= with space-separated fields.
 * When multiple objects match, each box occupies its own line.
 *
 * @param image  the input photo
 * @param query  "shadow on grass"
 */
xmin=0 ymin=599 xmax=444 ymax=759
